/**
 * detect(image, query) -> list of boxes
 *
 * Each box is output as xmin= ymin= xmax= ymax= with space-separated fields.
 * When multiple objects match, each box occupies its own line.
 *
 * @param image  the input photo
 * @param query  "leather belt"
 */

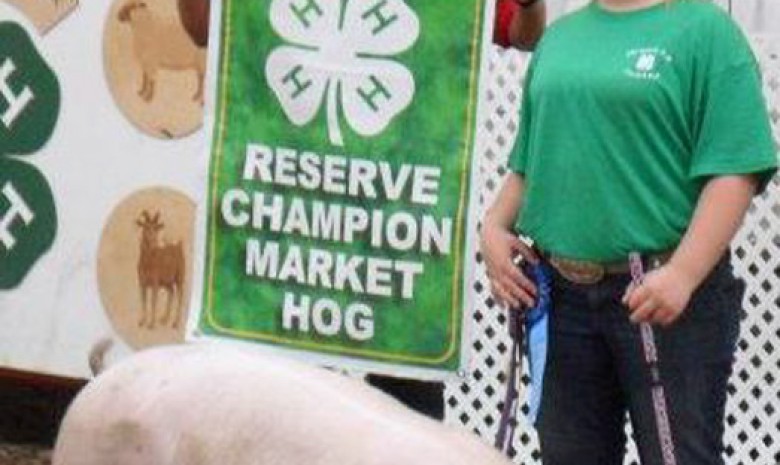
xmin=544 ymin=251 xmax=673 ymax=285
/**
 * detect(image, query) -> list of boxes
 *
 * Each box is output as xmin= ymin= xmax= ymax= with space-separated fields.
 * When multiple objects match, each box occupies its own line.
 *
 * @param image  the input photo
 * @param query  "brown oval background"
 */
xmin=97 ymin=187 xmax=195 ymax=349
xmin=3 ymin=0 xmax=79 ymax=34
xmin=103 ymin=0 xmax=207 ymax=139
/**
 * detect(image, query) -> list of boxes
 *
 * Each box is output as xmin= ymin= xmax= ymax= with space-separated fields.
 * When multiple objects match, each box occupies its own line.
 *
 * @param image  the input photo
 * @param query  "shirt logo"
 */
xmin=635 ymin=53 xmax=657 ymax=73
xmin=625 ymin=48 xmax=672 ymax=81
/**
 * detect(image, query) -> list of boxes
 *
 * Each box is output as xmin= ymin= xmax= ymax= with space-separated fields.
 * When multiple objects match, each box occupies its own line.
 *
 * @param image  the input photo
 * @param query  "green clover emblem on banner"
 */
xmin=266 ymin=0 xmax=420 ymax=146
xmin=0 ymin=158 xmax=57 ymax=289
xmin=0 ymin=22 xmax=60 ymax=289
xmin=0 ymin=22 xmax=61 ymax=156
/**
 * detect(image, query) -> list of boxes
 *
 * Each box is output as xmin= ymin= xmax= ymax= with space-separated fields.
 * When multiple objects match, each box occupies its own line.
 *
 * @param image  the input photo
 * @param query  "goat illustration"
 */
xmin=136 ymin=210 xmax=185 ymax=330
xmin=118 ymin=0 xmax=207 ymax=104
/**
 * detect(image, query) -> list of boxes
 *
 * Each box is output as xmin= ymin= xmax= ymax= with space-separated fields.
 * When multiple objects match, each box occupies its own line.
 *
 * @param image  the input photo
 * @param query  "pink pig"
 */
xmin=53 ymin=344 xmax=511 ymax=465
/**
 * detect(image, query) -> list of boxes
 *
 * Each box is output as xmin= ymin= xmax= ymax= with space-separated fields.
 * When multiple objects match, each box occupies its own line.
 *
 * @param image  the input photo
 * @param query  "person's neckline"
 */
xmin=590 ymin=0 xmax=669 ymax=17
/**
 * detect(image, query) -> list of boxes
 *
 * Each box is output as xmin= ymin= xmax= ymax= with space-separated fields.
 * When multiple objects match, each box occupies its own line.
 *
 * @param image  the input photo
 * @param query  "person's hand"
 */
xmin=622 ymin=263 xmax=697 ymax=326
xmin=480 ymin=223 xmax=539 ymax=309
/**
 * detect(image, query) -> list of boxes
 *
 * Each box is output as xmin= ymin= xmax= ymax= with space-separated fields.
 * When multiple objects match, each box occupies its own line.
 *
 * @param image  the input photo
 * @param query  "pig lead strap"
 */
xmin=494 ymin=304 xmax=524 ymax=453
xmin=629 ymin=252 xmax=678 ymax=465
xmin=494 ymin=262 xmax=551 ymax=454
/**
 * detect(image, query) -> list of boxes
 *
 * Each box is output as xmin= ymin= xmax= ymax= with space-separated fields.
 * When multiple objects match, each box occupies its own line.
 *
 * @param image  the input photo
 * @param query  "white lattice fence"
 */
xmin=445 ymin=27 xmax=780 ymax=465
xmin=726 ymin=33 xmax=780 ymax=465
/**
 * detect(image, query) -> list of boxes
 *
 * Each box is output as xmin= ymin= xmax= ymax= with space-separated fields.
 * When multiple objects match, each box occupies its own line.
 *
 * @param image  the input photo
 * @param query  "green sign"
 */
xmin=0 ymin=22 xmax=60 ymax=289
xmin=198 ymin=0 xmax=485 ymax=372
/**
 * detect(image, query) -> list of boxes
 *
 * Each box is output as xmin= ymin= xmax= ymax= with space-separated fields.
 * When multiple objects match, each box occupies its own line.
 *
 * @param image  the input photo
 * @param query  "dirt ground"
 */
xmin=0 ymin=373 xmax=83 ymax=465
xmin=0 ymin=444 xmax=51 ymax=465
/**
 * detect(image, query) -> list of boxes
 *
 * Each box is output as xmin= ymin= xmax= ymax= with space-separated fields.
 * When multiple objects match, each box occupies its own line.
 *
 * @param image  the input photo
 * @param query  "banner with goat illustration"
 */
xmin=189 ymin=0 xmax=491 ymax=378
xmin=1 ymin=0 xmax=210 ymax=378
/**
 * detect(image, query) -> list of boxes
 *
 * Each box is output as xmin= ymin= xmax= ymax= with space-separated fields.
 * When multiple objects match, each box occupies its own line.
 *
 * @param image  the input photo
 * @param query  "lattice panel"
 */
xmin=445 ymin=26 xmax=780 ymax=465
xmin=447 ymin=45 xmax=537 ymax=460
xmin=726 ymin=33 xmax=780 ymax=465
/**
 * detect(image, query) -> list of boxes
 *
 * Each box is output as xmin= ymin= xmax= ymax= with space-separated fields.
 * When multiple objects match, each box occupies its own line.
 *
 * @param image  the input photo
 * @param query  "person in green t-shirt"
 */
xmin=481 ymin=0 xmax=778 ymax=464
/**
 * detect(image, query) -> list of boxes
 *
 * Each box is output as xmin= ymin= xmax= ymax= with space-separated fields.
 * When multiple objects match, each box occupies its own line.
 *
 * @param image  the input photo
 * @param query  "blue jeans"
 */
xmin=537 ymin=256 xmax=743 ymax=465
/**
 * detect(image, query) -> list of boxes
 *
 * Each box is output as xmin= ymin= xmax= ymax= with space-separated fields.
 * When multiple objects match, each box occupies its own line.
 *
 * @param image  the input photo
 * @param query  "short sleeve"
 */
xmin=508 ymin=54 xmax=538 ymax=174
xmin=689 ymin=16 xmax=778 ymax=191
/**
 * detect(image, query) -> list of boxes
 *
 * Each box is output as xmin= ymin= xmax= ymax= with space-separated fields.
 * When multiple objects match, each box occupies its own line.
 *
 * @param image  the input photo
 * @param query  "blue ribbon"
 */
xmin=524 ymin=262 xmax=552 ymax=424
xmin=495 ymin=261 xmax=553 ymax=453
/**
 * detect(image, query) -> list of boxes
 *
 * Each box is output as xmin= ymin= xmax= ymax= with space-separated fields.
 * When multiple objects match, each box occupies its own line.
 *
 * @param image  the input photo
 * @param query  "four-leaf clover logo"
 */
xmin=266 ymin=0 xmax=420 ymax=146
xmin=0 ymin=22 xmax=59 ymax=289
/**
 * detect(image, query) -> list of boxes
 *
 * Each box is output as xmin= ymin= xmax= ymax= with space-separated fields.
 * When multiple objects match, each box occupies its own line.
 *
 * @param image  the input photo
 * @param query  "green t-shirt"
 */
xmin=509 ymin=0 xmax=778 ymax=261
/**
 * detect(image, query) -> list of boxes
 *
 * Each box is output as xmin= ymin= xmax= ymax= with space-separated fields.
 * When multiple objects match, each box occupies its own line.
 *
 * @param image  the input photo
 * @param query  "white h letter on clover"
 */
xmin=0 ymin=58 xmax=34 ymax=129
xmin=0 ymin=182 xmax=34 ymax=251
xmin=266 ymin=0 xmax=420 ymax=146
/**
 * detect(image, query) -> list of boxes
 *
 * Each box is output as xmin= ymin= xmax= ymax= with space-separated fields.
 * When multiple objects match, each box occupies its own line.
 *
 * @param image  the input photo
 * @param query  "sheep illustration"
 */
xmin=136 ymin=210 xmax=185 ymax=330
xmin=117 ymin=0 xmax=207 ymax=104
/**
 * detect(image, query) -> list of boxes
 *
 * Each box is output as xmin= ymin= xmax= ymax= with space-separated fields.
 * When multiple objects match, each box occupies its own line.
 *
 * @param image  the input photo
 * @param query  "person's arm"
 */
xmin=623 ymin=174 xmax=757 ymax=325
xmin=508 ymin=0 xmax=546 ymax=51
xmin=481 ymin=172 xmax=539 ymax=309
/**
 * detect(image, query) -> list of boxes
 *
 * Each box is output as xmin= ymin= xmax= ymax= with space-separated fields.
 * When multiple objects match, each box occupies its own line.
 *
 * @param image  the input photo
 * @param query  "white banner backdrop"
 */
xmin=0 ymin=0 xmax=206 ymax=377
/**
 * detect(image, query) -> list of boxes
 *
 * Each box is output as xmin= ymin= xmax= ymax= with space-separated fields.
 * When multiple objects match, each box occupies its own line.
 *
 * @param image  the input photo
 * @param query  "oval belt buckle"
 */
xmin=549 ymin=257 xmax=605 ymax=285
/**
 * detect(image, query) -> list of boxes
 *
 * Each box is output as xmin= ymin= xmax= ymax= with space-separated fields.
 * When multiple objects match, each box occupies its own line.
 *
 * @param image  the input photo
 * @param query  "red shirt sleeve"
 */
xmin=494 ymin=0 xmax=519 ymax=48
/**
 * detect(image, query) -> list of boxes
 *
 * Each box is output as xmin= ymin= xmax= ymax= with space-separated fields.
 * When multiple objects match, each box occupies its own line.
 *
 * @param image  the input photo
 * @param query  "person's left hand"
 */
xmin=622 ymin=263 xmax=697 ymax=326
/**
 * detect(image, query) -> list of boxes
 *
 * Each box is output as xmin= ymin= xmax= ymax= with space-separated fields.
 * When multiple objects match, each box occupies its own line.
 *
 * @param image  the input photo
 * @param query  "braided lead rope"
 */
xmin=495 ymin=307 xmax=523 ymax=452
xmin=494 ymin=262 xmax=551 ymax=454
xmin=629 ymin=252 xmax=678 ymax=465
